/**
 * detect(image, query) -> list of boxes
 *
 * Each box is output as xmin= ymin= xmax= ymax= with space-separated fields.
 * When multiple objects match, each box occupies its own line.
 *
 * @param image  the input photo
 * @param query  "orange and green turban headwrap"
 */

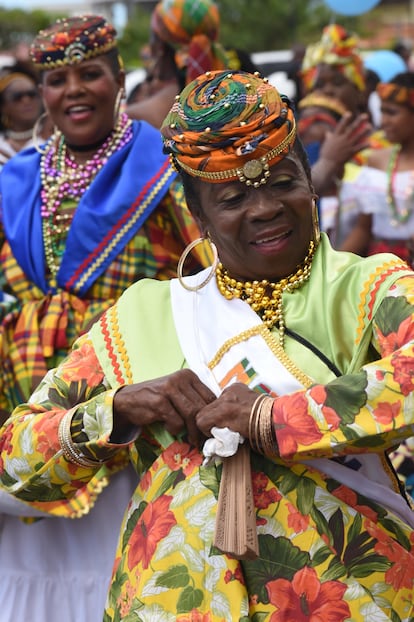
xmin=301 ymin=24 xmax=366 ymax=92
xmin=151 ymin=0 xmax=228 ymax=84
xmin=161 ymin=70 xmax=297 ymax=187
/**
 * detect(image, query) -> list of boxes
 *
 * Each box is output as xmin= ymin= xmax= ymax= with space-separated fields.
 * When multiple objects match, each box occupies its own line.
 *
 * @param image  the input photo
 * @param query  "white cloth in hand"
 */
xmin=202 ymin=426 xmax=244 ymax=465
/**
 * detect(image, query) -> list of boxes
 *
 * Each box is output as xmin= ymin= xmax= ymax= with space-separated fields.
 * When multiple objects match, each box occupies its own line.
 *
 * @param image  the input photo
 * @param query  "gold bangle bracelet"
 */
xmin=248 ymin=394 xmax=266 ymax=454
xmin=58 ymin=411 xmax=103 ymax=468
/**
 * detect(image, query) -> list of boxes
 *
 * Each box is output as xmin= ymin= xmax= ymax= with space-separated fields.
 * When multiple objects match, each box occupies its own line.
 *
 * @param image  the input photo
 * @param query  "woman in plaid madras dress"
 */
xmin=0 ymin=14 xmax=205 ymax=622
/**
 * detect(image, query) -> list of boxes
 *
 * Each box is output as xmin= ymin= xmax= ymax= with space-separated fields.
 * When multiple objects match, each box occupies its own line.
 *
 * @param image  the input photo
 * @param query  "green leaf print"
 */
xmin=122 ymin=504 xmax=147 ymax=550
xmin=325 ymin=372 xmax=368 ymax=425
xmin=296 ymin=476 xmax=316 ymax=515
xmin=349 ymin=554 xmax=390 ymax=578
xmin=199 ymin=463 xmax=220 ymax=499
xmin=309 ymin=506 xmax=331 ymax=540
xmin=310 ymin=545 xmax=332 ymax=567
xmin=156 ymin=470 xmax=183 ymax=499
xmin=328 ymin=508 xmax=344 ymax=558
xmin=321 ymin=558 xmax=347 ymax=581
xmin=390 ymin=608 xmax=403 ymax=622
xmin=381 ymin=518 xmax=412 ymax=551
xmin=375 ymin=295 xmax=414 ymax=336
xmin=176 ymin=586 xmax=203 ymax=613
xmin=243 ymin=535 xmax=310 ymax=603
xmin=275 ymin=469 xmax=301 ymax=496
xmin=156 ymin=565 xmax=190 ymax=588
xmin=240 ymin=614 xmax=268 ymax=622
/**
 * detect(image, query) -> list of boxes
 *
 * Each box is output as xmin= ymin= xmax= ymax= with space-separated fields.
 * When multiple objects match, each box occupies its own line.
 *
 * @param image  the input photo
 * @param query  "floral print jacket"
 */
xmin=1 ymin=274 xmax=414 ymax=621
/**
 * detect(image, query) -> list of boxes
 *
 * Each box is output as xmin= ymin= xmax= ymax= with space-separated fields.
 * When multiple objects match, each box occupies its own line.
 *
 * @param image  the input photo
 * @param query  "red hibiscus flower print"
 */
xmin=33 ymin=411 xmax=64 ymax=460
xmin=391 ymin=352 xmax=414 ymax=396
xmin=60 ymin=342 xmax=104 ymax=387
xmin=287 ymin=503 xmax=310 ymax=533
xmin=0 ymin=426 xmax=13 ymax=457
xmin=373 ymin=401 xmax=400 ymax=426
xmin=127 ymin=495 xmax=176 ymax=570
xmin=163 ymin=441 xmax=203 ymax=476
xmin=331 ymin=485 xmax=378 ymax=522
xmin=252 ymin=471 xmax=282 ymax=510
xmin=224 ymin=565 xmax=245 ymax=585
xmin=376 ymin=316 xmax=414 ymax=357
xmin=266 ymin=566 xmax=350 ymax=622
xmin=309 ymin=386 xmax=340 ymax=431
xmin=365 ymin=520 xmax=414 ymax=590
xmin=272 ymin=393 xmax=323 ymax=459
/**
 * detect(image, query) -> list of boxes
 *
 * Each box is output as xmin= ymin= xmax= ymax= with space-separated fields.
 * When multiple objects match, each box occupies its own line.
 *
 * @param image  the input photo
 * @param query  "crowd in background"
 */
xmin=0 ymin=1 xmax=414 ymax=621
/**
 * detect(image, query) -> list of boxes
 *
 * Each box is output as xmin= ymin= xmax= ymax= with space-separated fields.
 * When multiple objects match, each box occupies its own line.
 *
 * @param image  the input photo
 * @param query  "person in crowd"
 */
xmin=393 ymin=39 xmax=413 ymax=70
xmin=2 ymin=69 xmax=414 ymax=622
xmin=300 ymin=24 xmax=380 ymax=246
xmin=0 ymin=61 xmax=45 ymax=168
xmin=296 ymin=91 xmax=352 ymax=233
xmin=302 ymin=72 xmax=414 ymax=500
xmin=0 ymin=14 xmax=206 ymax=622
xmin=126 ymin=0 xmax=228 ymax=128
xmin=340 ymin=72 xmax=414 ymax=263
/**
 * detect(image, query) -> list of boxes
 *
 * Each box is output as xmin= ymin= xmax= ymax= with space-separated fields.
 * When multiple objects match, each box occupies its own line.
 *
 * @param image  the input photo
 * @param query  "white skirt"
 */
xmin=0 ymin=466 xmax=137 ymax=622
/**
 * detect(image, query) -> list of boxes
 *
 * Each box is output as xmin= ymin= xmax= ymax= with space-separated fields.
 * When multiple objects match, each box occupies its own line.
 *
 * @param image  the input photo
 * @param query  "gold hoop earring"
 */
xmin=32 ymin=111 xmax=55 ymax=154
xmin=178 ymin=237 xmax=219 ymax=292
xmin=113 ymin=88 xmax=124 ymax=124
xmin=312 ymin=198 xmax=321 ymax=245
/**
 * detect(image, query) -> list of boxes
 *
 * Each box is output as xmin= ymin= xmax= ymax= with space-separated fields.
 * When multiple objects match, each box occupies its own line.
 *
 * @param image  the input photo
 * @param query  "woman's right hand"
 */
xmin=112 ymin=369 xmax=216 ymax=445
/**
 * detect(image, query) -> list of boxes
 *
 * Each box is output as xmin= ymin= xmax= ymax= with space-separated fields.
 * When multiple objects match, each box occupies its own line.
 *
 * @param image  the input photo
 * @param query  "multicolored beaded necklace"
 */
xmin=386 ymin=144 xmax=414 ymax=226
xmin=40 ymin=112 xmax=133 ymax=278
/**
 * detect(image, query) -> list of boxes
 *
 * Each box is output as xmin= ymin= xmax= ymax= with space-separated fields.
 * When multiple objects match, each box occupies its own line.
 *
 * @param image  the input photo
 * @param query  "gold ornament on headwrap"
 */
xmin=161 ymin=70 xmax=297 ymax=188
xmin=377 ymin=82 xmax=414 ymax=109
xmin=301 ymin=24 xmax=365 ymax=93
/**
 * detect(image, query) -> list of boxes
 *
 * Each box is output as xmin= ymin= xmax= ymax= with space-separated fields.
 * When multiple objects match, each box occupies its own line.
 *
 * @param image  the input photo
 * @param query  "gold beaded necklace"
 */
xmin=215 ymin=240 xmax=317 ymax=347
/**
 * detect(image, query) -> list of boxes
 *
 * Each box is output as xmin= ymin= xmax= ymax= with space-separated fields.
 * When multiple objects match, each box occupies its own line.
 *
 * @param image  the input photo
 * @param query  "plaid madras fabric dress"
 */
xmin=0 ymin=124 xmax=205 ymax=413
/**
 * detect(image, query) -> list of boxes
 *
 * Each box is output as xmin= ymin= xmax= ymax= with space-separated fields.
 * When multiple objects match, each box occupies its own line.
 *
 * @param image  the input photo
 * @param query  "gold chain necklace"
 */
xmin=215 ymin=240 xmax=316 ymax=347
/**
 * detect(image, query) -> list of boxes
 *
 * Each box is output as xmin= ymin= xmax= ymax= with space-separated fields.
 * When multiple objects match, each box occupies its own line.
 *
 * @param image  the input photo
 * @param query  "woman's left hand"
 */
xmin=195 ymin=383 xmax=259 ymax=439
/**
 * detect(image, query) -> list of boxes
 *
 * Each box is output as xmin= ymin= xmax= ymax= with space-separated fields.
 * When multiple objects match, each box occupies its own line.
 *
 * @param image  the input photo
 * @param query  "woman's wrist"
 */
xmin=248 ymin=395 xmax=279 ymax=457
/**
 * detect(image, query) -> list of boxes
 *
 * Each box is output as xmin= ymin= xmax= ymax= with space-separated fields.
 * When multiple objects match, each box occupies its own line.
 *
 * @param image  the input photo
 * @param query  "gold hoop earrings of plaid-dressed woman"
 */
xmin=177 ymin=235 xmax=219 ymax=291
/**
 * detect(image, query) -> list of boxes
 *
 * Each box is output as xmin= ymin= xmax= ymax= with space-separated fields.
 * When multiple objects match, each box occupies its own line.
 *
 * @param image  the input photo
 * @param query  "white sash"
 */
xmin=170 ymin=270 xmax=414 ymax=528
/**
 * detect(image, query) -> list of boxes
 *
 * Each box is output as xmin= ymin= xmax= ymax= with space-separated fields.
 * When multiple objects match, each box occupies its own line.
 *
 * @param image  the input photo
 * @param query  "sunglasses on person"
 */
xmin=6 ymin=89 xmax=39 ymax=103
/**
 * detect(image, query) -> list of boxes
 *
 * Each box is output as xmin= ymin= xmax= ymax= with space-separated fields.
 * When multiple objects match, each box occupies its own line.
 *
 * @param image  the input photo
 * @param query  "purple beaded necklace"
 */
xmin=40 ymin=112 xmax=133 ymax=278
xmin=40 ymin=112 xmax=133 ymax=218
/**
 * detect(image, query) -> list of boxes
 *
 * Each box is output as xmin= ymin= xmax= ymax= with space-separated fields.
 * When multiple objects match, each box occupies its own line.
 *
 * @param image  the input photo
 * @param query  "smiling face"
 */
xmin=380 ymin=100 xmax=414 ymax=144
xmin=191 ymin=149 xmax=314 ymax=282
xmin=40 ymin=54 xmax=124 ymax=147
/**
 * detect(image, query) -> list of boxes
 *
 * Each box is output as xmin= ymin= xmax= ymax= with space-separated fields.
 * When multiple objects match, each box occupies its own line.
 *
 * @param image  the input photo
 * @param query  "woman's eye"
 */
xmin=82 ymin=70 xmax=102 ymax=81
xmin=46 ymin=75 xmax=65 ymax=87
xmin=219 ymin=192 xmax=245 ymax=206
xmin=271 ymin=176 xmax=293 ymax=188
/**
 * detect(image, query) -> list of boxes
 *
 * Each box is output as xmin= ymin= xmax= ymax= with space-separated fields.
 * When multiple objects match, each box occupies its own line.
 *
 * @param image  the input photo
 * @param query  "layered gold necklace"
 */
xmin=215 ymin=240 xmax=317 ymax=347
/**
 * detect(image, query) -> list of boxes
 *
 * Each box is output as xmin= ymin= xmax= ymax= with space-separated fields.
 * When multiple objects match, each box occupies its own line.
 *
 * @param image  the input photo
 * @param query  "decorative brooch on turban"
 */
xmin=161 ymin=70 xmax=297 ymax=187
xmin=30 ymin=14 xmax=117 ymax=69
